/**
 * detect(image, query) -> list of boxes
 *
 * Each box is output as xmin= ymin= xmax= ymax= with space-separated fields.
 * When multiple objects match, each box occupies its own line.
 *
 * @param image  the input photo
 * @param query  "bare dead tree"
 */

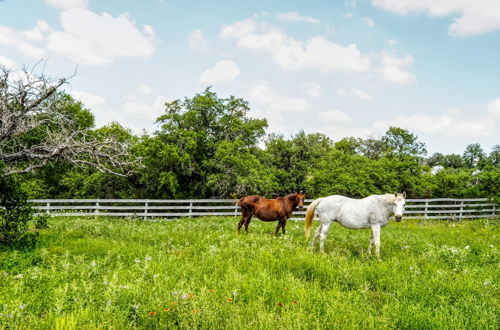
xmin=0 ymin=65 xmax=140 ymax=177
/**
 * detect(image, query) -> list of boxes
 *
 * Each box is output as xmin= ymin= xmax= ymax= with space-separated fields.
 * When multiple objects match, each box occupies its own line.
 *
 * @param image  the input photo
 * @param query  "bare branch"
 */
xmin=0 ymin=65 xmax=140 ymax=177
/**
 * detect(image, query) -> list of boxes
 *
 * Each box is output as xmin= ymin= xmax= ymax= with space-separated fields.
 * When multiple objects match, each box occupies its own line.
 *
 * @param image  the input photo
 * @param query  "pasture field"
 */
xmin=0 ymin=216 xmax=498 ymax=329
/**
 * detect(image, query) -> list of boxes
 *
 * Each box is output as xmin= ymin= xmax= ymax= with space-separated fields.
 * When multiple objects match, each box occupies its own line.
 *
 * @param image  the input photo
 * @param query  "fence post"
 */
xmin=493 ymin=204 xmax=496 ymax=217
xmin=424 ymin=200 xmax=429 ymax=220
xmin=144 ymin=201 xmax=148 ymax=220
xmin=189 ymin=201 xmax=193 ymax=218
xmin=459 ymin=200 xmax=464 ymax=219
xmin=46 ymin=201 xmax=50 ymax=214
xmin=95 ymin=201 xmax=100 ymax=216
xmin=234 ymin=200 xmax=238 ymax=217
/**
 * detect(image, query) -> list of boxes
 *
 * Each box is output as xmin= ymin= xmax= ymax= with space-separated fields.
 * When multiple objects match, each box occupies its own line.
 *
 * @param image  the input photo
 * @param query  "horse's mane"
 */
xmin=384 ymin=193 xmax=396 ymax=204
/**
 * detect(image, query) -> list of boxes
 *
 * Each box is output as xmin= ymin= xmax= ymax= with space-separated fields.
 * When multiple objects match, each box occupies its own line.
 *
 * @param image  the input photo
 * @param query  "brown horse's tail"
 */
xmin=305 ymin=198 xmax=321 ymax=240
xmin=237 ymin=198 xmax=249 ymax=210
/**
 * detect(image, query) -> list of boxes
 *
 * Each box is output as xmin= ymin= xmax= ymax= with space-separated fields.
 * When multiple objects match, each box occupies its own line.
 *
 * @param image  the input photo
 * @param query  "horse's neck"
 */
xmin=281 ymin=194 xmax=296 ymax=212
xmin=376 ymin=195 xmax=393 ymax=217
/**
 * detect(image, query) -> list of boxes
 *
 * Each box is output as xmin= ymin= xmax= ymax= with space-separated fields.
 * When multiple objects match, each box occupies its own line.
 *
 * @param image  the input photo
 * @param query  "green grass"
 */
xmin=0 ymin=216 xmax=499 ymax=329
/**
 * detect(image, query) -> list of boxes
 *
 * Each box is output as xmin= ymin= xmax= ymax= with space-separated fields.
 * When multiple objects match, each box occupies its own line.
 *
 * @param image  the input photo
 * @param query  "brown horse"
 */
xmin=237 ymin=192 xmax=305 ymax=236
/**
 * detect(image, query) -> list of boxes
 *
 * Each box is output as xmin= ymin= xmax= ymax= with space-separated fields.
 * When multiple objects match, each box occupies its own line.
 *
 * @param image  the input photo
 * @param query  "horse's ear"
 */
xmin=394 ymin=193 xmax=398 ymax=197
xmin=402 ymin=191 xmax=407 ymax=198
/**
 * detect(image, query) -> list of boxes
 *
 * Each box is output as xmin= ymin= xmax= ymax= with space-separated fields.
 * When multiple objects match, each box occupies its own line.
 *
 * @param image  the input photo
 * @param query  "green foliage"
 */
xmin=138 ymin=88 xmax=269 ymax=198
xmin=9 ymin=89 xmax=499 ymax=201
xmin=382 ymin=126 xmax=427 ymax=157
xmin=0 ymin=216 xmax=498 ymax=328
xmin=0 ymin=172 xmax=37 ymax=249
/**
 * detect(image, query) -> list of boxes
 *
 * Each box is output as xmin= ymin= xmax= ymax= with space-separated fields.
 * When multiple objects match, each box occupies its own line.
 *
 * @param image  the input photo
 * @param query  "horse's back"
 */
xmin=316 ymin=194 xmax=374 ymax=229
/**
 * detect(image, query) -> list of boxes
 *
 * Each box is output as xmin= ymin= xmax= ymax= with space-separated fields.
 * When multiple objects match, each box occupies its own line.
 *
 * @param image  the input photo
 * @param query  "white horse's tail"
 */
xmin=305 ymin=198 xmax=321 ymax=239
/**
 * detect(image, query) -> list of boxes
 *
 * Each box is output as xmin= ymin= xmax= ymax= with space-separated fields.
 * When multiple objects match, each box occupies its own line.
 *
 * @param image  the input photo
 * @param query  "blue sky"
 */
xmin=1 ymin=0 xmax=499 ymax=155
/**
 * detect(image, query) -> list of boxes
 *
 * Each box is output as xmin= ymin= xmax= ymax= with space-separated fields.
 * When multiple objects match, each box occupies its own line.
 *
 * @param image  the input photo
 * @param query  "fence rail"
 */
xmin=29 ymin=198 xmax=498 ymax=220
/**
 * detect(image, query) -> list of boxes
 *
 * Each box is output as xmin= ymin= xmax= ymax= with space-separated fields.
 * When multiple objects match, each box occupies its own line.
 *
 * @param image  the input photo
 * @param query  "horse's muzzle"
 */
xmin=395 ymin=215 xmax=402 ymax=222
xmin=298 ymin=206 xmax=304 ymax=211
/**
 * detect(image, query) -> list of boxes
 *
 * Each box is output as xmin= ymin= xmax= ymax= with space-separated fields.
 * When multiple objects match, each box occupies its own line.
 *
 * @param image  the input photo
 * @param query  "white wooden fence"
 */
xmin=30 ymin=198 xmax=497 ymax=220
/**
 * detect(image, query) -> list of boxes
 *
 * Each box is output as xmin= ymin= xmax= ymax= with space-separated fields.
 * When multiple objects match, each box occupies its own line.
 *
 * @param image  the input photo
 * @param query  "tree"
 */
xmin=265 ymin=131 xmax=333 ymax=195
xmin=382 ymin=127 xmax=427 ymax=157
xmin=140 ymin=88 xmax=270 ymax=198
xmin=487 ymin=145 xmax=500 ymax=167
xmin=463 ymin=143 xmax=485 ymax=169
xmin=0 ymin=67 xmax=138 ymax=177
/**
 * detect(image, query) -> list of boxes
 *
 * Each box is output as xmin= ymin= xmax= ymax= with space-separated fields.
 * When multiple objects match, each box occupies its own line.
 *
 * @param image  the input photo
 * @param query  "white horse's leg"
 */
xmin=311 ymin=224 xmax=322 ymax=248
xmin=368 ymin=230 xmax=374 ymax=255
xmin=319 ymin=221 xmax=332 ymax=253
xmin=371 ymin=224 xmax=381 ymax=259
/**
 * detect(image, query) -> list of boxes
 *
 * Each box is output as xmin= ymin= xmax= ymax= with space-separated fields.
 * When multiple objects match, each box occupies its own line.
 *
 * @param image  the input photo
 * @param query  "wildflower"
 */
xmin=291 ymin=300 xmax=298 ymax=305
xmin=191 ymin=309 xmax=198 ymax=313
xmin=208 ymin=289 xmax=215 ymax=293
xmin=277 ymin=302 xmax=283 ymax=307
xmin=182 ymin=294 xmax=187 ymax=299
xmin=170 ymin=302 xmax=177 ymax=306
xmin=132 ymin=304 xmax=140 ymax=310
xmin=163 ymin=308 xmax=171 ymax=312
xmin=172 ymin=292 xmax=178 ymax=296
xmin=91 ymin=261 xmax=97 ymax=267
xmin=465 ymin=245 xmax=470 ymax=250
xmin=19 ymin=304 xmax=27 ymax=309
xmin=134 ymin=259 xmax=141 ymax=264
xmin=484 ymin=281 xmax=492 ymax=286
xmin=14 ymin=274 xmax=24 ymax=279
xmin=227 ymin=298 xmax=233 ymax=302
xmin=153 ymin=274 xmax=159 ymax=279
xmin=145 ymin=256 xmax=152 ymax=261
xmin=149 ymin=312 xmax=155 ymax=316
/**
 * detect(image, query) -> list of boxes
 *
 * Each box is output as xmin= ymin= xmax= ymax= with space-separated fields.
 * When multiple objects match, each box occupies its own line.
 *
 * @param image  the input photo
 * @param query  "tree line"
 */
xmin=10 ymin=88 xmax=500 ymax=202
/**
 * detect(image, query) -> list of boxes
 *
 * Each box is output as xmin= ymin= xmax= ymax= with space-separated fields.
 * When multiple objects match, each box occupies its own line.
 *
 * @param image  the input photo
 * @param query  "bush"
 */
xmin=0 ymin=173 xmax=38 ymax=249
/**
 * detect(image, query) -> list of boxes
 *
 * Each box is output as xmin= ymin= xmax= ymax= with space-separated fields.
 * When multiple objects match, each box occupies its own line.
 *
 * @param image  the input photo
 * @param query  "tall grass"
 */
xmin=0 ymin=216 xmax=498 ymax=329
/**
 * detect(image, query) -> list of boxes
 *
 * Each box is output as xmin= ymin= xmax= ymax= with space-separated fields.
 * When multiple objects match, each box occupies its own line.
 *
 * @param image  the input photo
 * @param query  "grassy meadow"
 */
xmin=0 ymin=216 xmax=498 ymax=329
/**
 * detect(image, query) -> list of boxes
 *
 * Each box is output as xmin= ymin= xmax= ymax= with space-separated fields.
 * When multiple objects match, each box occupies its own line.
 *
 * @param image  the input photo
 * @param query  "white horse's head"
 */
xmin=392 ymin=192 xmax=406 ymax=222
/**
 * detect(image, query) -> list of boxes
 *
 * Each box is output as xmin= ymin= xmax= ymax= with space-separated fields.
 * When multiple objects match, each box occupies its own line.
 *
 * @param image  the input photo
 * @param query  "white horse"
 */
xmin=305 ymin=193 xmax=406 ymax=259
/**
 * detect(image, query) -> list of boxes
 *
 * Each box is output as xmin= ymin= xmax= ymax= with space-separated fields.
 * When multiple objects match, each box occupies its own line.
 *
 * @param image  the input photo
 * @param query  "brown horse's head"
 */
xmin=295 ymin=192 xmax=305 ymax=210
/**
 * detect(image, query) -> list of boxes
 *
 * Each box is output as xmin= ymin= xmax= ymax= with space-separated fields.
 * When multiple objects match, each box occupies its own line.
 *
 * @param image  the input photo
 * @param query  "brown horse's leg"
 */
xmin=244 ymin=215 xmax=252 ymax=233
xmin=280 ymin=219 xmax=287 ymax=236
xmin=274 ymin=221 xmax=281 ymax=237
xmin=237 ymin=207 xmax=251 ymax=234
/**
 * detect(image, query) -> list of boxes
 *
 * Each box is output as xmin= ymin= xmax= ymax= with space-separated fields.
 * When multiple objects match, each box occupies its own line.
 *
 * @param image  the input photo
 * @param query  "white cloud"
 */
xmin=486 ymin=98 xmax=500 ymax=118
xmin=122 ymin=95 xmax=167 ymax=117
xmin=220 ymin=18 xmax=370 ymax=73
xmin=46 ymin=9 xmax=155 ymax=65
xmin=23 ymin=20 xmax=51 ymax=41
xmin=304 ymin=82 xmax=322 ymax=97
xmin=0 ymin=25 xmax=47 ymax=58
xmin=247 ymin=80 xmax=311 ymax=112
xmin=276 ymin=12 xmax=320 ymax=24
xmin=143 ymin=24 xmax=155 ymax=37
xmin=379 ymin=51 xmax=416 ymax=84
xmin=387 ymin=39 xmax=397 ymax=46
xmin=337 ymin=87 xmax=371 ymax=100
xmin=372 ymin=113 xmax=495 ymax=137
xmin=372 ymin=0 xmax=500 ymax=37
xmin=0 ymin=56 xmax=15 ymax=70
xmin=318 ymin=109 xmax=352 ymax=124
xmin=363 ymin=17 xmax=375 ymax=27
xmin=189 ymin=29 xmax=210 ymax=51
xmin=199 ymin=60 xmax=240 ymax=84
xmin=45 ymin=0 xmax=87 ymax=10
xmin=70 ymin=90 xmax=106 ymax=108
xmin=137 ymin=84 xmax=154 ymax=95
